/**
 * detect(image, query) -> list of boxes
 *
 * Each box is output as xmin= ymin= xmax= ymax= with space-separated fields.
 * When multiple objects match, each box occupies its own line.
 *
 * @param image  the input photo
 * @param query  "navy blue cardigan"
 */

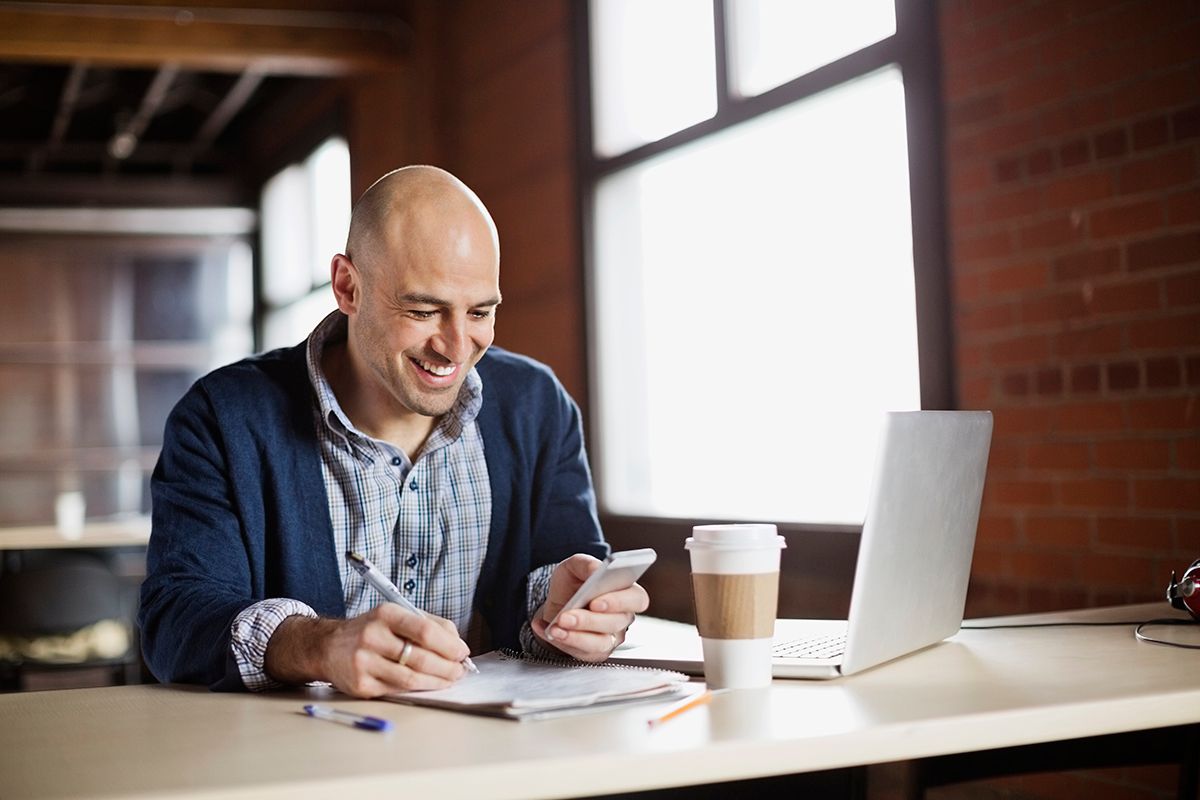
xmin=138 ymin=343 xmax=608 ymax=690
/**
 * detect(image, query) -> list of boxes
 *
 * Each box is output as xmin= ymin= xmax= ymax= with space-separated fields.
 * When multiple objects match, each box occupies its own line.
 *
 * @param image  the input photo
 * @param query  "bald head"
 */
xmin=345 ymin=165 xmax=499 ymax=278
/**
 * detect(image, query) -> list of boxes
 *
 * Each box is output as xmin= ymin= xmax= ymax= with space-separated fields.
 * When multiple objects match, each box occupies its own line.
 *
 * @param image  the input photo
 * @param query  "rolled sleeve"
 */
xmin=230 ymin=599 xmax=318 ymax=691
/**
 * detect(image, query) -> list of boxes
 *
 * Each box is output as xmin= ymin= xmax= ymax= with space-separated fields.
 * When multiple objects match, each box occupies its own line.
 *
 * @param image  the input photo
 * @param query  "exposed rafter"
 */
xmin=0 ymin=1 xmax=410 ymax=75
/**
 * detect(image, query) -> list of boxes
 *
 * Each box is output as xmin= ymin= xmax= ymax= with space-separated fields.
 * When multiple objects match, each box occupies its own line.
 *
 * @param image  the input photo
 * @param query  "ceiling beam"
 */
xmin=26 ymin=60 xmax=88 ymax=173
xmin=0 ymin=2 xmax=410 ymax=75
xmin=175 ymin=66 xmax=265 ymax=173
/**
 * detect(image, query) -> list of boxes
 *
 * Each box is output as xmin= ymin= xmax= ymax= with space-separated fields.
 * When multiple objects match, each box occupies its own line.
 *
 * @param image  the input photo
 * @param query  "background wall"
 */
xmin=942 ymin=0 xmax=1200 ymax=617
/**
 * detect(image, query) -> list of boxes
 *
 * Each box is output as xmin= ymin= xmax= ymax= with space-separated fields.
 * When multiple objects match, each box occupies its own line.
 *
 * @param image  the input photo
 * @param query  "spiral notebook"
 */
xmin=384 ymin=649 xmax=689 ymax=721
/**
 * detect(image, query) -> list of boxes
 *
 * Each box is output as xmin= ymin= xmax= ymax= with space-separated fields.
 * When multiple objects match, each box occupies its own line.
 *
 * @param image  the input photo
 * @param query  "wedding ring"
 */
xmin=398 ymin=640 xmax=414 ymax=668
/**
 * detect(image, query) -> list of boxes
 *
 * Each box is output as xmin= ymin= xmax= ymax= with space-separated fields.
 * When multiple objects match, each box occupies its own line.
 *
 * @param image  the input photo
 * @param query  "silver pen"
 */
xmin=345 ymin=550 xmax=479 ymax=674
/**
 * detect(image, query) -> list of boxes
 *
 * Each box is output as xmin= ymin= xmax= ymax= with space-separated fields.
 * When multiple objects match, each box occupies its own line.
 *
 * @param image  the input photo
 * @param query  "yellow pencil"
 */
xmin=647 ymin=689 xmax=713 ymax=729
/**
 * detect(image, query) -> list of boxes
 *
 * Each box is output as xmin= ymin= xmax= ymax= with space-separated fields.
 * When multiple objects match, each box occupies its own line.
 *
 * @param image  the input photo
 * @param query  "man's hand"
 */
xmin=531 ymin=554 xmax=650 ymax=662
xmin=265 ymin=605 xmax=471 ymax=698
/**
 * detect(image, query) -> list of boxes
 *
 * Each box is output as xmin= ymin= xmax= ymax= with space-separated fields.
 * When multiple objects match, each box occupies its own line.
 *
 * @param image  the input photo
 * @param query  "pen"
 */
xmin=647 ymin=689 xmax=715 ymax=729
xmin=345 ymin=550 xmax=480 ymax=674
xmin=303 ymin=704 xmax=392 ymax=732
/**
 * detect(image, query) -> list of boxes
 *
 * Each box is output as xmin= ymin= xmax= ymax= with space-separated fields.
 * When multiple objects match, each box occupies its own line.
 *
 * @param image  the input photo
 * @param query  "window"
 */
xmin=582 ymin=1 xmax=948 ymax=526
xmin=260 ymin=136 xmax=351 ymax=351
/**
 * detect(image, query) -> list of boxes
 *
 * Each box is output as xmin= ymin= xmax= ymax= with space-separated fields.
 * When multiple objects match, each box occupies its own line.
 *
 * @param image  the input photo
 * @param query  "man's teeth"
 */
xmin=416 ymin=359 xmax=456 ymax=377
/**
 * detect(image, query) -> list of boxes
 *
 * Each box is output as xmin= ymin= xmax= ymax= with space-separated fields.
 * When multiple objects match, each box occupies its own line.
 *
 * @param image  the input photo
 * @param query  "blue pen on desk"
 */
xmin=345 ymin=550 xmax=480 ymax=674
xmin=303 ymin=704 xmax=392 ymax=732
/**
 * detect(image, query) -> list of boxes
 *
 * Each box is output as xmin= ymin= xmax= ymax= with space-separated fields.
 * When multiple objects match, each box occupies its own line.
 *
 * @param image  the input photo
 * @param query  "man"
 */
xmin=139 ymin=166 xmax=648 ymax=696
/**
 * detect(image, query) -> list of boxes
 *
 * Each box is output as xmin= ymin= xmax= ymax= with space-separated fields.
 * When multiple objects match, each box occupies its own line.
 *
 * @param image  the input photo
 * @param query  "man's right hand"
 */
xmin=264 ymin=605 xmax=470 ymax=697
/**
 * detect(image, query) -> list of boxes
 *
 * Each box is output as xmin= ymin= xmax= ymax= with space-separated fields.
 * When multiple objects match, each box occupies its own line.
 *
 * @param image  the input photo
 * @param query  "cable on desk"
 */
xmin=961 ymin=619 xmax=1200 ymax=650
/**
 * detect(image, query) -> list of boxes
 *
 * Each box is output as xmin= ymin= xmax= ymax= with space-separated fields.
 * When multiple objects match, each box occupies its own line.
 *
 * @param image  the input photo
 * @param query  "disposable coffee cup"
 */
xmin=686 ymin=523 xmax=786 ymax=690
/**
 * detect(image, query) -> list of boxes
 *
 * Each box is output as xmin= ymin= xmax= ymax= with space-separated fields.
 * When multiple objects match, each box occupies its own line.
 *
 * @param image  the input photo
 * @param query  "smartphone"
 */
xmin=547 ymin=548 xmax=657 ymax=628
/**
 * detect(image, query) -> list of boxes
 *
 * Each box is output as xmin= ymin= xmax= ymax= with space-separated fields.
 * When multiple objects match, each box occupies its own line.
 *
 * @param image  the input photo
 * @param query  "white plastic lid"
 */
xmin=687 ymin=523 xmax=785 ymax=549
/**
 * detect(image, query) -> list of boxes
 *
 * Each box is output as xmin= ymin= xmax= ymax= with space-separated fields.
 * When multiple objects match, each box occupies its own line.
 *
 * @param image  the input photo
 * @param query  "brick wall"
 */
xmin=942 ymin=0 xmax=1200 ymax=618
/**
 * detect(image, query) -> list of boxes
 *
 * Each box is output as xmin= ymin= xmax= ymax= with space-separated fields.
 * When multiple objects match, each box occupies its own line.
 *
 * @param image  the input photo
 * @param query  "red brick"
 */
xmin=1117 ymin=148 xmax=1198 ymax=195
xmin=1070 ymin=363 xmax=1102 ymax=393
xmin=987 ymin=440 xmax=1024 ymax=470
xmin=994 ymin=156 xmax=1022 ymax=183
xmin=1001 ymin=371 xmax=1030 ymax=396
xmin=1040 ymin=94 xmax=1111 ymax=137
xmin=1096 ymin=516 xmax=1174 ymax=552
xmin=1165 ymin=271 xmax=1200 ymax=308
xmin=984 ymin=260 xmax=1049 ymax=292
xmin=1058 ymin=137 xmax=1091 ymax=168
xmin=1127 ymin=231 xmax=1200 ymax=272
xmin=1088 ymin=199 xmax=1164 ymax=239
xmin=1053 ymin=247 xmax=1120 ymax=281
xmin=1188 ymin=355 xmax=1200 ymax=387
xmin=1044 ymin=171 xmax=1112 ymax=210
xmin=975 ymin=514 xmax=1018 ymax=545
xmin=1177 ymin=438 xmax=1200 ymax=471
xmin=979 ymin=186 xmax=1042 ymax=223
xmin=1127 ymin=396 xmax=1200 ymax=431
xmin=1093 ymin=439 xmax=1172 ymax=470
xmin=1106 ymin=360 xmax=1141 ymax=391
xmin=957 ymin=341 xmax=986 ymax=371
xmin=1010 ymin=550 xmax=1077 ymax=581
xmin=1009 ymin=72 xmax=1075 ymax=116
xmin=960 ymin=374 xmax=992 ymax=405
xmin=1034 ymin=367 xmax=1063 ymax=395
xmin=969 ymin=45 xmax=1046 ymax=90
xmin=1026 ymin=147 xmax=1055 ymax=176
xmin=1113 ymin=69 xmax=1199 ymax=118
xmin=1093 ymin=127 xmax=1128 ymax=160
xmin=1051 ymin=400 xmax=1126 ymax=433
xmin=987 ymin=478 xmax=1056 ymax=508
xmin=1025 ymin=515 xmax=1090 ymax=548
xmin=1055 ymin=324 xmax=1124 ymax=357
xmin=1175 ymin=103 xmax=1200 ymax=140
xmin=1167 ymin=188 xmax=1200 ymax=225
xmin=955 ymin=229 xmax=1014 ymax=262
xmin=1132 ymin=114 xmax=1170 ymax=151
xmin=952 ymin=161 xmax=991 ymax=194
xmin=1080 ymin=553 xmax=1156 ymax=586
xmin=1134 ymin=478 xmax=1200 ymax=511
xmin=1022 ymin=289 xmax=1089 ymax=324
xmin=973 ymin=117 xmax=1043 ymax=154
xmin=1019 ymin=215 xmax=1086 ymax=250
xmin=1027 ymin=441 xmax=1090 ymax=470
xmin=958 ymin=302 xmax=1016 ymax=333
xmin=1003 ymin=3 xmax=1070 ymax=46
xmin=989 ymin=333 xmax=1051 ymax=366
xmin=1088 ymin=277 xmax=1162 ymax=315
xmin=1145 ymin=356 xmax=1182 ymax=388
xmin=1060 ymin=477 xmax=1131 ymax=508
xmin=1127 ymin=312 xmax=1200 ymax=349
xmin=993 ymin=405 xmax=1054 ymax=436
xmin=953 ymin=271 xmax=983 ymax=304
xmin=949 ymin=92 xmax=1005 ymax=127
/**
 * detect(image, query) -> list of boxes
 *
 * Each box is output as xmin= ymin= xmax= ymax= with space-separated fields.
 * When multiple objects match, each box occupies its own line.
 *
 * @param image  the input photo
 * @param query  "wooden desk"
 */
xmin=1 ymin=604 xmax=1196 ymax=799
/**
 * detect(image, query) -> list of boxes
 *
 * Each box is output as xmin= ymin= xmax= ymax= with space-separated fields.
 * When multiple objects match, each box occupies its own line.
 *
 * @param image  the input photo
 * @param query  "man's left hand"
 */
xmin=531 ymin=554 xmax=650 ymax=662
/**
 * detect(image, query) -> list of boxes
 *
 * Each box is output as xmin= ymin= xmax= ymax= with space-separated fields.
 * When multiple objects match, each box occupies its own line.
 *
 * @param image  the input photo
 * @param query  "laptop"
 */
xmin=610 ymin=410 xmax=993 ymax=680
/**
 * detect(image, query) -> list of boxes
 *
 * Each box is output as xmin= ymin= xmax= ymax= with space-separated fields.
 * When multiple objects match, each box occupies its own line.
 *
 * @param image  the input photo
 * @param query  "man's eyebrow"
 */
xmin=398 ymin=292 xmax=502 ymax=308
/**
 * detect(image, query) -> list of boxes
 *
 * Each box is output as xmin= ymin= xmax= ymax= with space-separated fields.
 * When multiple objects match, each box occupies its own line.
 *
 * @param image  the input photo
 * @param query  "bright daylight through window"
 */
xmin=587 ymin=2 xmax=923 ymax=525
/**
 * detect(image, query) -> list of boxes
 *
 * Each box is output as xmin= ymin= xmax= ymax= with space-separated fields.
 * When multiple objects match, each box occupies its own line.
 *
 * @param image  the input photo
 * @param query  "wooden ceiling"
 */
xmin=0 ymin=0 xmax=413 ymax=204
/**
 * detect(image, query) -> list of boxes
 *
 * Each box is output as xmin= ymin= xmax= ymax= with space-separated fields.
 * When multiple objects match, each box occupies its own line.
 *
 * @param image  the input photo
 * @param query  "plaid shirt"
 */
xmin=231 ymin=312 xmax=553 ymax=689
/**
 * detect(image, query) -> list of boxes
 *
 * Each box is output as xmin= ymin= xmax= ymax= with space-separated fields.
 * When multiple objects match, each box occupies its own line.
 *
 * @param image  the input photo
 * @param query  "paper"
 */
xmin=385 ymin=650 xmax=689 ymax=721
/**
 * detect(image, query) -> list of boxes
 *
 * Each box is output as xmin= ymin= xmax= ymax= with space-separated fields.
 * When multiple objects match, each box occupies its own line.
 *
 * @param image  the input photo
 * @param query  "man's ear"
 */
xmin=330 ymin=254 xmax=360 ymax=315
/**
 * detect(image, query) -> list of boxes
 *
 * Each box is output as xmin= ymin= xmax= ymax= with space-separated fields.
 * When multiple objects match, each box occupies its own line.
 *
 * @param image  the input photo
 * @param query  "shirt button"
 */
xmin=409 ymin=479 xmax=418 ymax=491
xmin=403 ymin=579 xmax=416 ymax=592
xmin=406 ymin=554 xmax=418 ymax=568
xmin=391 ymin=456 xmax=402 ymax=467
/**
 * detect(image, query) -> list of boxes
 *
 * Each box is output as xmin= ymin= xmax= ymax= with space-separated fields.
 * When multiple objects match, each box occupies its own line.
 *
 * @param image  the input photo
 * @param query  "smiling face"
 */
xmin=331 ymin=168 xmax=501 ymax=435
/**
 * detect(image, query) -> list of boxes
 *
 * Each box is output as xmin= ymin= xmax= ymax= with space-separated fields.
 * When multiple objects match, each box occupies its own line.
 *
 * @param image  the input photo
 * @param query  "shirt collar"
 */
xmin=305 ymin=310 xmax=484 ymax=453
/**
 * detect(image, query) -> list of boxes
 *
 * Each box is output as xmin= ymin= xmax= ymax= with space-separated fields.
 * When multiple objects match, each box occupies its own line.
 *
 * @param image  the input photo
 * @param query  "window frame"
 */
xmin=572 ymin=0 xmax=953 ymax=539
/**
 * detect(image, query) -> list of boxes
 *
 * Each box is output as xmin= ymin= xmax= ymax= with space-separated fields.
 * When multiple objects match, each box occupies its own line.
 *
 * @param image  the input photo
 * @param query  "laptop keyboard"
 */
xmin=773 ymin=633 xmax=847 ymax=661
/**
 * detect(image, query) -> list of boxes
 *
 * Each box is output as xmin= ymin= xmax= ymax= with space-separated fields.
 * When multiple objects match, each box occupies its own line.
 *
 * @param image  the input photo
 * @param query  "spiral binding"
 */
xmin=497 ymin=648 xmax=689 ymax=679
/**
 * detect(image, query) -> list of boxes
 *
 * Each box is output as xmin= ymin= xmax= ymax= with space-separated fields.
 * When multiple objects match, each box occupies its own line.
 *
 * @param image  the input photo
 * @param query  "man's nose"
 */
xmin=433 ymin=317 xmax=470 ymax=362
